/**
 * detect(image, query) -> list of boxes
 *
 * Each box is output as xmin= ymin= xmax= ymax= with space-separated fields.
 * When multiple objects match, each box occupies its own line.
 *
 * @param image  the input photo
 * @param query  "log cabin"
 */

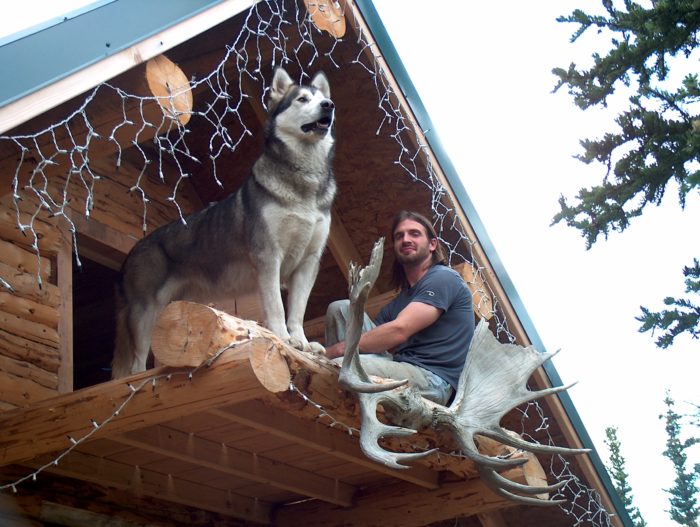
xmin=0 ymin=1 xmax=632 ymax=526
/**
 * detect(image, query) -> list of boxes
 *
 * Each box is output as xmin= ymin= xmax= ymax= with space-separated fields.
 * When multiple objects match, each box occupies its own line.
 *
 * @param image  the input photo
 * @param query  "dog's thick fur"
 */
xmin=112 ymin=68 xmax=336 ymax=378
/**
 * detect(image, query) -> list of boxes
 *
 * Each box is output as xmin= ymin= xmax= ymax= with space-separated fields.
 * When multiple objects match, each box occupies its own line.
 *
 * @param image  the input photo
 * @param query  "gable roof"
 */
xmin=0 ymin=1 xmax=632 ymax=525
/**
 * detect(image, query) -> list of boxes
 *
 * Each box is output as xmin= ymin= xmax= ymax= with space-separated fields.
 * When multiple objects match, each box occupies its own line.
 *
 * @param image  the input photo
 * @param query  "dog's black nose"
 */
xmin=321 ymin=99 xmax=335 ymax=110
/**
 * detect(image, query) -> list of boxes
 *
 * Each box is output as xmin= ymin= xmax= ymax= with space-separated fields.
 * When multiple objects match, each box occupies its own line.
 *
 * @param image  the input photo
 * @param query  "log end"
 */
xmin=151 ymin=301 xmax=291 ymax=393
xmin=145 ymin=55 xmax=193 ymax=125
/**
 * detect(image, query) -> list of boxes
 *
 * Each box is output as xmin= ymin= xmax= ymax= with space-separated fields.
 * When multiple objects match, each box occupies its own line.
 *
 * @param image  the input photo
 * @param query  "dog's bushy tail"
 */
xmin=111 ymin=287 xmax=134 ymax=379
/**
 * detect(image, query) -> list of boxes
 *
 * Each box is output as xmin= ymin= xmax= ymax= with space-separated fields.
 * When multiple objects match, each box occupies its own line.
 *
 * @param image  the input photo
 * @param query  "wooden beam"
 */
xmin=327 ymin=206 xmax=363 ymax=283
xmin=275 ymin=469 xmax=523 ymax=527
xmin=72 ymin=215 xmax=136 ymax=271
xmin=25 ymin=450 xmax=272 ymax=524
xmin=56 ymin=225 xmax=73 ymax=393
xmin=0 ymin=337 xmax=290 ymax=467
xmin=0 ymin=0 xmax=259 ymax=135
xmin=39 ymin=502 xmax=154 ymax=527
xmin=478 ymin=511 xmax=509 ymax=527
xmin=209 ymin=400 xmax=440 ymax=489
xmin=114 ymin=424 xmax=356 ymax=507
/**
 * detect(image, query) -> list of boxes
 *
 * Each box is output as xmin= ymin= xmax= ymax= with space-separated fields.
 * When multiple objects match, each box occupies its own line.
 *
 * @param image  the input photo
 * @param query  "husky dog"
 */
xmin=111 ymin=68 xmax=336 ymax=378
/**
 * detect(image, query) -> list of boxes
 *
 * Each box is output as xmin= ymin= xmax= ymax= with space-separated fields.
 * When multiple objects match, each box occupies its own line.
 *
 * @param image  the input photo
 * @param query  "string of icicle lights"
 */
xmin=0 ymin=0 xmax=613 ymax=524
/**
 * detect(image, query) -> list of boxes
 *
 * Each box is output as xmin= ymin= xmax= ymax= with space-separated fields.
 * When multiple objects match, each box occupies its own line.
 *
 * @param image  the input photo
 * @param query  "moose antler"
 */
xmin=338 ymin=238 xmax=589 ymax=505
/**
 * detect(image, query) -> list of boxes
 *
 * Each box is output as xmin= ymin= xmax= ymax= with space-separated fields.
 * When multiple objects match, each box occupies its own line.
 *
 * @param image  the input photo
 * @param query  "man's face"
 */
xmin=392 ymin=219 xmax=437 ymax=266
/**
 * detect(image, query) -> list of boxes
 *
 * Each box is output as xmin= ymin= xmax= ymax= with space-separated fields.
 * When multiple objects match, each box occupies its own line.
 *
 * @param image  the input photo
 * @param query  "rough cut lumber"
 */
xmin=274 ymin=469 xmax=523 ymax=527
xmin=114 ymin=424 xmax=356 ymax=507
xmin=55 ymin=227 xmax=72 ymax=393
xmin=210 ymin=400 xmax=440 ymax=489
xmin=455 ymin=263 xmax=493 ymax=320
xmin=25 ymin=449 xmax=272 ymax=524
xmin=327 ymin=207 xmax=364 ymax=283
xmin=0 ymin=338 xmax=290 ymax=467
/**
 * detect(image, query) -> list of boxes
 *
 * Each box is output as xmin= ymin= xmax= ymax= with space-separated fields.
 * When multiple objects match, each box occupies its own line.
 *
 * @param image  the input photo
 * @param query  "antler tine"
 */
xmin=357 ymin=392 xmax=436 ymax=469
xmin=479 ymin=427 xmax=590 ymax=457
xmin=479 ymin=468 xmax=569 ymax=506
xmin=339 ymin=238 xmax=408 ymax=394
xmin=338 ymin=238 xmax=431 ymax=469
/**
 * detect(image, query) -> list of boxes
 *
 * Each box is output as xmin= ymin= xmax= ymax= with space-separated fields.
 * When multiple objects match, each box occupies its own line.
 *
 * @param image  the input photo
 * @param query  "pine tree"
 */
xmin=552 ymin=1 xmax=700 ymax=347
xmin=661 ymin=392 xmax=699 ymax=526
xmin=603 ymin=426 xmax=647 ymax=527
xmin=637 ymin=259 xmax=700 ymax=348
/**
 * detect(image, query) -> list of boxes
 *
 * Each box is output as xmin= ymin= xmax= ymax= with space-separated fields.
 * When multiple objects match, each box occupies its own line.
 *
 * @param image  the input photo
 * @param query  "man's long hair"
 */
xmin=390 ymin=211 xmax=447 ymax=289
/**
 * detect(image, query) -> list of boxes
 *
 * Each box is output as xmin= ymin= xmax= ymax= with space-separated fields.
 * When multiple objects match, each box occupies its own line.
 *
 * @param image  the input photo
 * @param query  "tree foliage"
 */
xmin=553 ymin=0 xmax=700 ymax=346
xmin=661 ymin=392 xmax=699 ymax=526
xmin=604 ymin=426 xmax=648 ymax=526
xmin=638 ymin=259 xmax=700 ymax=347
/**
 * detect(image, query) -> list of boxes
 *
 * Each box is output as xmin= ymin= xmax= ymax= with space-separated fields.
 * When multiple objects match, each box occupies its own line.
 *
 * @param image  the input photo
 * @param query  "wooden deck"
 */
xmin=0 ymin=305 xmax=570 ymax=526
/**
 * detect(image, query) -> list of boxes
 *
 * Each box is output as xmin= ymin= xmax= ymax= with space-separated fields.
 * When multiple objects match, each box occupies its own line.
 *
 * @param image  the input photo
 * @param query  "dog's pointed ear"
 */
xmin=270 ymin=67 xmax=295 ymax=105
xmin=311 ymin=72 xmax=330 ymax=99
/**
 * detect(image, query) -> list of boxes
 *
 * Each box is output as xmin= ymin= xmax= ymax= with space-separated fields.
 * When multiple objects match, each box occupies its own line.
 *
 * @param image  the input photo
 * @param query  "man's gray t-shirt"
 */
xmin=374 ymin=264 xmax=474 ymax=389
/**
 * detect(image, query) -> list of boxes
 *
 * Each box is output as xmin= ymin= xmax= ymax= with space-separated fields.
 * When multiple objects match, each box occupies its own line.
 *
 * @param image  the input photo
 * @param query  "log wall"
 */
xmin=0 ymin=150 xmax=202 ymax=407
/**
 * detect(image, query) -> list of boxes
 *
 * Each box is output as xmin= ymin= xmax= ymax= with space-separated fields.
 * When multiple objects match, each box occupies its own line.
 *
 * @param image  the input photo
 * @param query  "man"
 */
xmin=324 ymin=211 xmax=474 ymax=405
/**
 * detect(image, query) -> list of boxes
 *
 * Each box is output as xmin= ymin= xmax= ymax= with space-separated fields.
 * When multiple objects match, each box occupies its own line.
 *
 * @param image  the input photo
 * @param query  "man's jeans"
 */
xmin=324 ymin=299 xmax=453 ymax=405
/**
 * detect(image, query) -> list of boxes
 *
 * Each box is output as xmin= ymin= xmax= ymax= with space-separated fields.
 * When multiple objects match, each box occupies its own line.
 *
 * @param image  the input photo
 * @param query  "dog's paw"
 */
xmin=306 ymin=341 xmax=326 ymax=355
xmin=286 ymin=336 xmax=305 ymax=351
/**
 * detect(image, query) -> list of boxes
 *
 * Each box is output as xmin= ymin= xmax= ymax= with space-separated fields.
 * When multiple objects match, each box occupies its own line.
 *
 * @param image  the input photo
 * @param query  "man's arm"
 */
xmin=325 ymin=301 xmax=442 ymax=359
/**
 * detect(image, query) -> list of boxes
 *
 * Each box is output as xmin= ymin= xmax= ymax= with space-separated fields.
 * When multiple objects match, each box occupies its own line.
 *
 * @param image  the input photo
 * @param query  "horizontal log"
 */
xmin=0 ymin=204 xmax=63 ymax=254
xmin=0 ymin=310 xmax=59 ymax=347
xmin=0 ymin=239 xmax=51 ymax=284
xmin=0 ymin=338 xmax=290 ymax=467
xmin=0 ymin=261 xmax=60 ymax=308
xmin=0 ymin=327 xmax=60 ymax=373
xmin=0 ymin=368 xmax=57 ymax=407
xmin=151 ymin=302 xmax=292 ymax=395
xmin=0 ymin=292 xmax=59 ymax=329
xmin=0 ymin=353 xmax=58 ymax=391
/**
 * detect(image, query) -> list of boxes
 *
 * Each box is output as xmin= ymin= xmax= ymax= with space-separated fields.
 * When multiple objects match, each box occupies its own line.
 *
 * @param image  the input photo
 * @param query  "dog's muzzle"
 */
xmin=302 ymin=100 xmax=335 ymax=134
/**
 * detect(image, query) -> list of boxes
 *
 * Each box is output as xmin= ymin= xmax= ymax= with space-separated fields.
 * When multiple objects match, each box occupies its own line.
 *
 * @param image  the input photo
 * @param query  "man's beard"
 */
xmin=396 ymin=244 xmax=431 ymax=266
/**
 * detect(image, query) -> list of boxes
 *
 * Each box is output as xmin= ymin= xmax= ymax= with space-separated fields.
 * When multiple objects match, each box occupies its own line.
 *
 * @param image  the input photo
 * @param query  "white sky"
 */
xmin=371 ymin=1 xmax=699 ymax=526
xmin=2 ymin=1 xmax=698 ymax=526
xmin=0 ymin=0 xmax=97 ymax=41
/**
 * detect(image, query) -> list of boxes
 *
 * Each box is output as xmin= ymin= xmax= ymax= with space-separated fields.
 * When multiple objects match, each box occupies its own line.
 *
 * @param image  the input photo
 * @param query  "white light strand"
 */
xmin=0 ymin=1 xmax=612 ymax=524
xmin=0 ymin=339 xmax=246 ymax=493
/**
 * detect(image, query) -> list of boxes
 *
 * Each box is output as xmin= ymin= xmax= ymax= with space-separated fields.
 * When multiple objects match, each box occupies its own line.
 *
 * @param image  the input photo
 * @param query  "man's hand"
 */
xmin=325 ymin=341 xmax=346 ymax=359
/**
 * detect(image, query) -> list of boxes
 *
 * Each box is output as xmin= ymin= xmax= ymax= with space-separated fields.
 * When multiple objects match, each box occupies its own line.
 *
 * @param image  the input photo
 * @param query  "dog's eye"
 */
xmin=297 ymin=96 xmax=309 ymax=103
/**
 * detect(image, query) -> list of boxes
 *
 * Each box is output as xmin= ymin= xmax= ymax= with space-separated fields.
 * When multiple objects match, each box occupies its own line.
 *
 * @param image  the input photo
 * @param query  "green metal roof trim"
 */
xmin=0 ymin=0 xmax=225 ymax=109
xmin=357 ymin=1 xmax=632 ymax=524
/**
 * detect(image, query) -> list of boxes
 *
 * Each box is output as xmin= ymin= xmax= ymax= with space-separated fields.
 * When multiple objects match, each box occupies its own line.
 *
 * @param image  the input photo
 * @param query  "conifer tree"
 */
xmin=661 ymin=392 xmax=699 ymax=526
xmin=553 ymin=1 xmax=700 ymax=347
xmin=604 ymin=426 xmax=647 ymax=526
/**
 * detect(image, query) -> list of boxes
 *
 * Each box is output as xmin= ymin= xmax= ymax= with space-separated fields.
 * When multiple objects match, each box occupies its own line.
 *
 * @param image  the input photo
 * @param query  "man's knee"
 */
xmin=326 ymin=299 xmax=350 ymax=320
